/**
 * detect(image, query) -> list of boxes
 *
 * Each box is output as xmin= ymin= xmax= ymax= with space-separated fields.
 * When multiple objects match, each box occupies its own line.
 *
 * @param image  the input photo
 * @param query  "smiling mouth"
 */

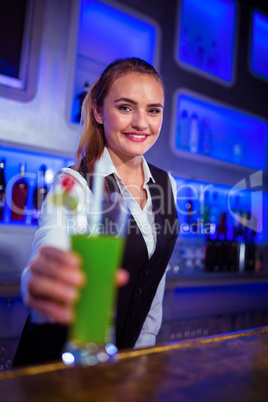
xmin=123 ymin=133 xmax=149 ymax=139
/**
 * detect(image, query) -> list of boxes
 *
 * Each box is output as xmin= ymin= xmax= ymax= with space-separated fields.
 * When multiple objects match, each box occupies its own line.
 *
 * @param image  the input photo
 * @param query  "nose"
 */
xmin=132 ymin=111 xmax=148 ymax=131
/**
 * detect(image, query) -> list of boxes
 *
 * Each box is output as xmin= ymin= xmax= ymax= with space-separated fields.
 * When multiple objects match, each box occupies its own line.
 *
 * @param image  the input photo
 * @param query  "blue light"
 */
xmin=71 ymin=0 xmax=159 ymax=123
xmin=62 ymin=352 xmax=75 ymax=365
xmin=78 ymin=0 xmax=158 ymax=66
xmin=250 ymin=10 xmax=268 ymax=81
xmin=105 ymin=343 xmax=118 ymax=356
xmin=174 ymin=91 xmax=267 ymax=170
xmin=177 ymin=0 xmax=237 ymax=84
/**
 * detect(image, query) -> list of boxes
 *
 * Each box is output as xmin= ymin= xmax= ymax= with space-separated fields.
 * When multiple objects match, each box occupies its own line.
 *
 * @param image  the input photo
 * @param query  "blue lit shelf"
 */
xmin=0 ymin=146 xmax=72 ymax=226
xmin=71 ymin=0 xmax=161 ymax=124
xmin=249 ymin=9 xmax=268 ymax=82
xmin=171 ymin=89 xmax=268 ymax=171
xmin=173 ymin=176 xmax=267 ymax=243
xmin=175 ymin=0 xmax=238 ymax=86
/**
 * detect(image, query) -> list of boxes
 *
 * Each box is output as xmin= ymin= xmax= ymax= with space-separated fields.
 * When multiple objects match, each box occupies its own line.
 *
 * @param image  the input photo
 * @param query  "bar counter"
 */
xmin=1 ymin=327 xmax=268 ymax=401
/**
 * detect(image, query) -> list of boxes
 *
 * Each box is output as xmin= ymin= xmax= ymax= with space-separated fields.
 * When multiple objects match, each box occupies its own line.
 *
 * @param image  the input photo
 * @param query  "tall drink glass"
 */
xmin=63 ymin=193 xmax=128 ymax=366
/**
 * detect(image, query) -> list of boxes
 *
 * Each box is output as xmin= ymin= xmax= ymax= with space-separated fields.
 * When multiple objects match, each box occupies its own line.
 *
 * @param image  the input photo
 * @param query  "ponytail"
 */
xmin=75 ymin=78 xmax=105 ymax=174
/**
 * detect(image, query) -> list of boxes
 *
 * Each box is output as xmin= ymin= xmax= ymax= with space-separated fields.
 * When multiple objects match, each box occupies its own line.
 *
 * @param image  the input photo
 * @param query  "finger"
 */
xmin=25 ymin=294 xmax=74 ymax=325
xmin=39 ymin=246 xmax=82 ymax=267
xmin=30 ymin=252 xmax=85 ymax=287
xmin=116 ymin=269 xmax=129 ymax=287
xmin=28 ymin=274 xmax=80 ymax=305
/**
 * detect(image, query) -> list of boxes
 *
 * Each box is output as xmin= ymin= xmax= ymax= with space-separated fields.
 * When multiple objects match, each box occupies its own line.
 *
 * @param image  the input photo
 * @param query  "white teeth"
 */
xmin=126 ymin=134 xmax=146 ymax=139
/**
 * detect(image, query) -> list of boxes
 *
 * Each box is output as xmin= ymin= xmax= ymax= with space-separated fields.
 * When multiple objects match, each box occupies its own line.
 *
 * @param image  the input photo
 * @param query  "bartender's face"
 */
xmin=94 ymin=72 xmax=164 ymax=161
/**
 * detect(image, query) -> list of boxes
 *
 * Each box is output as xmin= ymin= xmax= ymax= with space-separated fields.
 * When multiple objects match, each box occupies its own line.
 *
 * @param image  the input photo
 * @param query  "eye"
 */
xmin=148 ymin=108 xmax=161 ymax=115
xmin=118 ymin=104 xmax=132 ymax=112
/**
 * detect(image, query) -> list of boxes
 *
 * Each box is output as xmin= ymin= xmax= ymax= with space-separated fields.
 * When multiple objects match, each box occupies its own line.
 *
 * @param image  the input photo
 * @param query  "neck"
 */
xmin=106 ymin=147 xmax=148 ymax=209
xmin=107 ymin=148 xmax=144 ymax=182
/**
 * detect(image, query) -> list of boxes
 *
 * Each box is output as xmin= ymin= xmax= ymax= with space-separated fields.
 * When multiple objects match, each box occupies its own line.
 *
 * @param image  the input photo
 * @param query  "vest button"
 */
xmin=143 ymin=268 xmax=149 ymax=274
xmin=130 ymin=309 xmax=136 ymax=315
xmin=136 ymin=288 xmax=142 ymax=294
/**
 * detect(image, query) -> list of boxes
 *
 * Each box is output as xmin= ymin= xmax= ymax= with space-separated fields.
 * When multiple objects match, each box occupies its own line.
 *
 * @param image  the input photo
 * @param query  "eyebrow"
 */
xmin=114 ymin=97 xmax=164 ymax=108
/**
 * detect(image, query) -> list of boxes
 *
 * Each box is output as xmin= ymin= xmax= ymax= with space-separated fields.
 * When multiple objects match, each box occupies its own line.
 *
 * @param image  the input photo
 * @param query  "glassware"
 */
xmin=63 ymin=189 xmax=128 ymax=366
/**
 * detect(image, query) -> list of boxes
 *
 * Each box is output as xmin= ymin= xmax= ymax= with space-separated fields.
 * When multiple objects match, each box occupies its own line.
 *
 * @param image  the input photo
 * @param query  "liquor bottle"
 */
xmin=0 ymin=159 xmax=6 ymax=221
xmin=199 ymin=117 xmax=212 ymax=155
xmin=11 ymin=163 xmax=29 ymax=222
xmin=204 ymin=198 xmax=224 ymax=272
xmin=180 ymin=27 xmax=191 ymax=61
xmin=208 ymin=192 xmax=221 ymax=237
xmin=232 ymin=140 xmax=244 ymax=165
xmin=193 ymin=34 xmax=205 ymax=67
xmin=75 ymin=82 xmax=90 ymax=123
xmin=206 ymin=41 xmax=219 ymax=73
xmin=217 ymin=212 xmax=230 ymax=271
xmin=244 ymin=214 xmax=257 ymax=272
xmin=32 ymin=164 xmax=48 ymax=224
xmin=217 ymin=212 xmax=227 ymax=241
xmin=232 ymin=196 xmax=244 ymax=240
xmin=204 ymin=238 xmax=215 ymax=272
xmin=189 ymin=113 xmax=200 ymax=154
xmin=177 ymin=110 xmax=190 ymax=151
xmin=185 ymin=189 xmax=198 ymax=234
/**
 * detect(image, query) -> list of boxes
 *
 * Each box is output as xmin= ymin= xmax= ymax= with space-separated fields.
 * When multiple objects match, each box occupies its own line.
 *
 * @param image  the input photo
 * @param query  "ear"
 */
xmin=92 ymin=100 xmax=103 ymax=124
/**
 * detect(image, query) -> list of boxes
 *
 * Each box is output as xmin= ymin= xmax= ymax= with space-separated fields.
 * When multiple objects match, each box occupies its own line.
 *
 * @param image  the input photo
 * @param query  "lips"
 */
xmin=123 ymin=132 xmax=149 ymax=142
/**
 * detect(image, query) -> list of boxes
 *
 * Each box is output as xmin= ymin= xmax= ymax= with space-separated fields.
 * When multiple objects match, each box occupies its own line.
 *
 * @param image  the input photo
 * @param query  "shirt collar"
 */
xmin=98 ymin=147 xmax=156 ymax=184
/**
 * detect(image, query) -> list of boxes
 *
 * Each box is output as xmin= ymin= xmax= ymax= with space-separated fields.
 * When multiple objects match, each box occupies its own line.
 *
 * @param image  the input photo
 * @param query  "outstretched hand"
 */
xmin=25 ymin=246 xmax=129 ymax=325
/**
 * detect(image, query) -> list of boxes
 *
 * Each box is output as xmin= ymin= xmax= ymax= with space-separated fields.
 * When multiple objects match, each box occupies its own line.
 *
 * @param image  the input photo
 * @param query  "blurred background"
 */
xmin=0 ymin=0 xmax=268 ymax=370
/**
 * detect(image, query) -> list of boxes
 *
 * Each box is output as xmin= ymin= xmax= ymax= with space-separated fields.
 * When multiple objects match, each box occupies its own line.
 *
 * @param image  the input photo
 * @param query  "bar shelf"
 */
xmin=171 ymin=89 xmax=268 ymax=171
xmin=175 ymin=0 xmax=238 ymax=86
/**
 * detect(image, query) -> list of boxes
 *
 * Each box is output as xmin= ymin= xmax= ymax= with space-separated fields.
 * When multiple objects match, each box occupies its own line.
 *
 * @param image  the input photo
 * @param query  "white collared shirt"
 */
xmin=21 ymin=148 xmax=177 ymax=349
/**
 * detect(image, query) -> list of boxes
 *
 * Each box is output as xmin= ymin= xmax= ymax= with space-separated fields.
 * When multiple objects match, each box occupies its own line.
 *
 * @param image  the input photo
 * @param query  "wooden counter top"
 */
xmin=1 ymin=327 xmax=268 ymax=401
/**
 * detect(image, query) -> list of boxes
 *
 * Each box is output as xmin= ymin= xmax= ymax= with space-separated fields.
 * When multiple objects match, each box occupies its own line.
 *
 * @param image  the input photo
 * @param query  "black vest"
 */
xmin=13 ymin=161 xmax=179 ymax=367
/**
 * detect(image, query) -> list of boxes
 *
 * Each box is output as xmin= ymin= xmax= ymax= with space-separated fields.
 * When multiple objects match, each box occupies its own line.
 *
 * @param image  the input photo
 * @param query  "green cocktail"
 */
xmin=70 ymin=234 xmax=125 ymax=345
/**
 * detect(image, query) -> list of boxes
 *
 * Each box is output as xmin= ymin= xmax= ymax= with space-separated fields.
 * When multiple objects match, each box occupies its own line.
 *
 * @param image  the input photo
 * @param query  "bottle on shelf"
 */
xmin=0 ymin=159 xmax=6 ymax=221
xmin=206 ymin=41 xmax=219 ymax=73
xmin=232 ymin=196 xmax=244 ymax=240
xmin=232 ymin=140 xmax=244 ymax=165
xmin=199 ymin=117 xmax=212 ymax=156
xmin=205 ymin=211 xmax=230 ymax=272
xmin=200 ymin=191 xmax=215 ymax=238
xmin=185 ymin=189 xmax=198 ymax=234
xmin=204 ymin=236 xmax=216 ymax=272
xmin=75 ymin=81 xmax=90 ymax=123
xmin=177 ymin=109 xmax=190 ymax=151
xmin=180 ymin=27 xmax=191 ymax=61
xmin=230 ymin=198 xmax=251 ymax=273
xmin=32 ymin=164 xmax=48 ymax=224
xmin=11 ymin=162 xmax=29 ymax=222
xmin=193 ymin=34 xmax=205 ymax=67
xmin=189 ymin=113 xmax=200 ymax=154
xmin=208 ymin=192 xmax=221 ymax=237
xmin=217 ymin=212 xmax=230 ymax=272
xmin=244 ymin=214 xmax=258 ymax=272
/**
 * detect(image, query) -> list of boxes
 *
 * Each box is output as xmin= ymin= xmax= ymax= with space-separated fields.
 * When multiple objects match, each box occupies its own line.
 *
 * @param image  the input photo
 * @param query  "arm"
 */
xmin=21 ymin=169 xmax=89 ymax=324
xmin=21 ymin=169 xmax=129 ymax=325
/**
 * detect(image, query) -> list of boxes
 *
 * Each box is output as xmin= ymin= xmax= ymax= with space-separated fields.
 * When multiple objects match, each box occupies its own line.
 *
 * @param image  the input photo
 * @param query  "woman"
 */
xmin=13 ymin=57 xmax=179 ymax=367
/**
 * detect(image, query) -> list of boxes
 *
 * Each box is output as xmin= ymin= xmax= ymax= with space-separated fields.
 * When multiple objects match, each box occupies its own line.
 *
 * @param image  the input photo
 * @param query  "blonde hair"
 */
xmin=75 ymin=57 xmax=164 ymax=173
